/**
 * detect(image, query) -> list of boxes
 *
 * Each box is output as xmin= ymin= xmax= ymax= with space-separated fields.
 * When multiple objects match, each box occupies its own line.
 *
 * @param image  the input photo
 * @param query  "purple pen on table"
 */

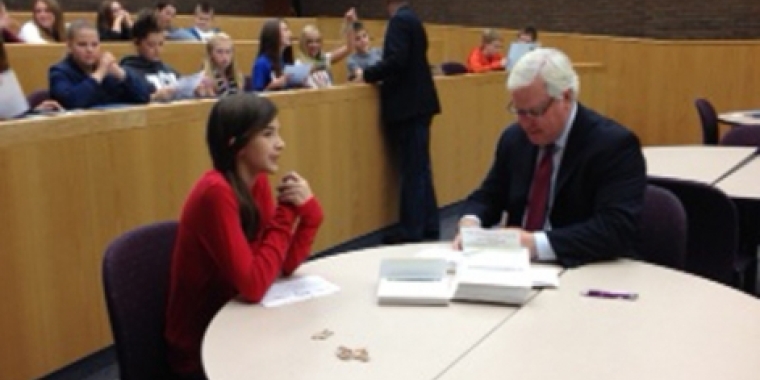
xmin=581 ymin=289 xmax=638 ymax=301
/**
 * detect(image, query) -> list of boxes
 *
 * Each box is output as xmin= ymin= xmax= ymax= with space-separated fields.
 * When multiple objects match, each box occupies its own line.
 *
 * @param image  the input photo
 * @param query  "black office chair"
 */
xmin=648 ymin=177 xmax=739 ymax=286
xmin=636 ymin=185 xmax=688 ymax=270
xmin=102 ymin=221 xmax=178 ymax=380
xmin=694 ymin=98 xmax=720 ymax=145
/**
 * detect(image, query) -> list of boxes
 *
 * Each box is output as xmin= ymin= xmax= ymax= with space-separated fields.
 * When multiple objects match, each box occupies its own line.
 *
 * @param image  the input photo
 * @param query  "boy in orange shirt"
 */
xmin=466 ymin=28 xmax=505 ymax=73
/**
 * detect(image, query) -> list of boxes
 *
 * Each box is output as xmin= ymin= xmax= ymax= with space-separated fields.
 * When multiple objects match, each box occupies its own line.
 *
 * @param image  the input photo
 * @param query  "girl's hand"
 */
xmin=277 ymin=172 xmax=314 ymax=206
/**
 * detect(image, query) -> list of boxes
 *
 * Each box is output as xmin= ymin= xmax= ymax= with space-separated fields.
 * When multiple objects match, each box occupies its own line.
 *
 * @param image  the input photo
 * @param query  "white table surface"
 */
xmin=643 ymin=145 xmax=756 ymax=184
xmin=202 ymin=243 xmax=529 ymax=380
xmin=719 ymin=110 xmax=760 ymax=126
xmin=714 ymin=156 xmax=760 ymax=200
xmin=438 ymin=260 xmax=760 ymax=380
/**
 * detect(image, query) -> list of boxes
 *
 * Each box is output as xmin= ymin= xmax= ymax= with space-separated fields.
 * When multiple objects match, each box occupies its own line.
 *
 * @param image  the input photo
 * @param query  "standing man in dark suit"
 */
xmin=355 ymin=0 xmax=442 ymax=244
xmin=454 ymin=48 xmax=646 ymax=267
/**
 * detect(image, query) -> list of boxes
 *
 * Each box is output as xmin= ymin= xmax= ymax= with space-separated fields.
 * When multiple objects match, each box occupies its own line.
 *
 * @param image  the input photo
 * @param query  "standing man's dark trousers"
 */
xmin=384 ymin=115 xmax=440 ymax=243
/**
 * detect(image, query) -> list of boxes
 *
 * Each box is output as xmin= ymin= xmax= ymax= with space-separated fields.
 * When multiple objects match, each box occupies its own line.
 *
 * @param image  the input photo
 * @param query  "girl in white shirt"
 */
xmin=18 ymin=0 xmax=65 ymax=43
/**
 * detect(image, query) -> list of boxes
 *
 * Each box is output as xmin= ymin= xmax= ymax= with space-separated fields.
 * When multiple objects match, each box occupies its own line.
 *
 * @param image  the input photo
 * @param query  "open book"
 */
xmin=453 ymin=249 xmax=533 ymax=305
xmin=450 ymin=228 xmax=555 ymax=305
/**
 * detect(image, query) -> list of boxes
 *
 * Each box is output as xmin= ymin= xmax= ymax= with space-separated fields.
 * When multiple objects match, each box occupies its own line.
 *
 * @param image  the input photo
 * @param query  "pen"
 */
xmin=581 ymin=289 xmax=638 ymax=301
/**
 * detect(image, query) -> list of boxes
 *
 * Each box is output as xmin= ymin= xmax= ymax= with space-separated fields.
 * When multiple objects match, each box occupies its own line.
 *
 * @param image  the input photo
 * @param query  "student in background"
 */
xmin=251 ymin=18 xmax=295 ymax=92
xmin=201 ymin=33 xmax=243 ymax=97
xmin=0 ymin=33 xmax=63 ymax=119
xmin=517 ymin=26 xmax=539 ymax=44
xmin=165 ymin=93 xmax=323 ymax=380
xmin=96 ymin=0 xmax=133 ymax=41
xmin=185 ymin=1 xmax=220 ymax=41
xmin=154 ymin=0 xmax=195 ymax=41
xmin=466 ymin=28 xmax=505 ymax=73
xmin=18 ymin=0 xmax=65 ymax=43
xmin=49 ymin=20 xmax=150 ymax=109
xmin=121 ymin=10 xmax=212 ymax=102
xmin=0 ymin=1 xmax=23 ymax=43
xmin=296 ymin=7 xmax=356 ymax=88
xmin=346 ymin=21 xmax=382 ymax=81
xmin=154 ymin=0 xmax=175 ymax=32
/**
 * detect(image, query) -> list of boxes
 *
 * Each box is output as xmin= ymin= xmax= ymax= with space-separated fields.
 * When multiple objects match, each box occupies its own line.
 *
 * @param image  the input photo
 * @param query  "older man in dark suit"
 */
xmin=357 ymin=0 xmax=441 ymax=244
xmin=455 ymin=48 xmax=646 ymax=267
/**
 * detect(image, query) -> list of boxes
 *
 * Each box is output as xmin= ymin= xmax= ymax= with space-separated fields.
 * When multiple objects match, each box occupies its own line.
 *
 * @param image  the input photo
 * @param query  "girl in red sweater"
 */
xmin=165 ymin=93 xmax=324 ymax=379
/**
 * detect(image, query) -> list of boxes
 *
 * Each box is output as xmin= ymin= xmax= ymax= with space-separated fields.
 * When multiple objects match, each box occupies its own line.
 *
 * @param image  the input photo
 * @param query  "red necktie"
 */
xmin=525 ymin=144 xmax=555 ymax=231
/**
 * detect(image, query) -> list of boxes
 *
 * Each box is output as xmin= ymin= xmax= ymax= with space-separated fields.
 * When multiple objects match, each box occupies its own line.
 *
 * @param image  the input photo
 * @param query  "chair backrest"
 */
xmin=720 ymin=125 xmax=760 ymax=150
xmin=26 ymin=89 xmax=50 ymax=109
xmin=244 ymin=75 xmax=253 ymax=92
xmin=102 ymin=221 xmax=178 ymax=380
xmin=694 ymin=98 xmax=719 ymax=145
xmin=648 ymin=177 xmax=738 ymax=285
xmin=440 ymin=61 xmax=469 ymax=76
xmin=636 ymin=185 xmax=688 ymax=270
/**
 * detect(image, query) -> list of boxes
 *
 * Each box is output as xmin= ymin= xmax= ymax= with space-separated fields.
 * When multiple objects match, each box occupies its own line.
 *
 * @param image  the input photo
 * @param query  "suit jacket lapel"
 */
xmin=555 ymin=105 xmax=590 ymax=197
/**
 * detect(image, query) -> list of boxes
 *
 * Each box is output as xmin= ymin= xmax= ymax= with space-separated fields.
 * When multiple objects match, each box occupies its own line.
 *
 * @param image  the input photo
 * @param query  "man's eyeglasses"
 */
xmin=507 ymin=97 xmax=555 ymax=118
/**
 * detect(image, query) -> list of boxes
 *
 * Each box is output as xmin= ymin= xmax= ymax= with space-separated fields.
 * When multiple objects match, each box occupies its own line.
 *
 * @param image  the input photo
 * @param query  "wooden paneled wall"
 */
xmin=316 ymin=18 xmax=760 ymax=145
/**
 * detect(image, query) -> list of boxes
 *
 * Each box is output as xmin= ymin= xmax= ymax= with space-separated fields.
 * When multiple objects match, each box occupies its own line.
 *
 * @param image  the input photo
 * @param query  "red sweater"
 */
xmin=466 ymin=46 xmax=504 ymax=73
xmin=165 ymin=170 xmax=324 ymax=376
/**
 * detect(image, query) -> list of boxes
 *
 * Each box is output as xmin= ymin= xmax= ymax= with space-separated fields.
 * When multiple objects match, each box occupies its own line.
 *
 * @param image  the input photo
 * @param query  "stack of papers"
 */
xmin=376 ymin=257 xmax=452 ymax=306
xmin=414 ymin=247 xmax=464 ymax=272
xmin=453 ymin=249 xmax=533 ymax=305
xmin=377 ymin=277 xmax=454 ymax=306
xmin=378 ymin=229 xmax=562 ymax=307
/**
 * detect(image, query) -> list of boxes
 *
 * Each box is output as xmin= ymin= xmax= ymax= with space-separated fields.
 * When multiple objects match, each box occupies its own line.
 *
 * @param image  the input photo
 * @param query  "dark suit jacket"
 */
xmin=363 ymin=5 xmax=441 ymax=124
xmin=463 ymin=104 xmax=646 ymax=267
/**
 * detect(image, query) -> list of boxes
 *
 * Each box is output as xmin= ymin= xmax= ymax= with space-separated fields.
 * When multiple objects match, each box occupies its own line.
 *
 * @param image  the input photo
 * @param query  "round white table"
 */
xmin=202 ymin=243 xmax=760 ymax=380
xmin=642 ymin=145 xmax=756 ymax=184
xmin=719 ymin=110 xmax=760 ymax=127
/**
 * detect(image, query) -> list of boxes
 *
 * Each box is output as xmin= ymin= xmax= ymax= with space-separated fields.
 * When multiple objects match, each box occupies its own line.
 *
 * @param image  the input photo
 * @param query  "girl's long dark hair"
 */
xmin=206 ymin=93 xmax=278 ymax=240
xmin=258 ymin=18 xmax=286 ymax=77
xmin=96 ymin=0 xmax=116 ymax=32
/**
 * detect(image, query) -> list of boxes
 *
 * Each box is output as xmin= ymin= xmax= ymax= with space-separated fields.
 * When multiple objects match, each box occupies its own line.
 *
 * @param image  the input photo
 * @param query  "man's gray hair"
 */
xmin=506 ymin=47 xmax=579 ymax=99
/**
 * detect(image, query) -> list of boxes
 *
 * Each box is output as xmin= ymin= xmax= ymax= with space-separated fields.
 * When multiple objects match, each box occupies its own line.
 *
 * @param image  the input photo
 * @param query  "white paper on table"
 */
xmin=529 ymin=267 xmax=561 ymax=288
xmin=172 ymin=71 xmax=205 ymax=99
xmin=284 ymin=63 xmax=312 ymax=87
xmin=0 ymin=70 xmax=30 ymax=119
xmin=506 ymin=42 xmax=538 ymax=70
xmin=460 ymin=227 xmax=521 ymax=252
xmin=261 ymin=275 xmax=340 ymax=308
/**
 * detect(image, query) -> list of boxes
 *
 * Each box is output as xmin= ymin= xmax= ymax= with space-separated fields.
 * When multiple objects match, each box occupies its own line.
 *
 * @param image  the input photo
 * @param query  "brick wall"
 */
xmin=300 ymin=0 xmax=760 ymax=39
xmin=5 ymin=0 xmax=759 ymax=38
